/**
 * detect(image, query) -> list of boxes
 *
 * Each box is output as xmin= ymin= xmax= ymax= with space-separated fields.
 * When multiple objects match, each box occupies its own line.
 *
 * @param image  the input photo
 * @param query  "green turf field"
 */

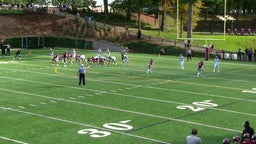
xmin=0 ymin=48 xmax=256 ymax=144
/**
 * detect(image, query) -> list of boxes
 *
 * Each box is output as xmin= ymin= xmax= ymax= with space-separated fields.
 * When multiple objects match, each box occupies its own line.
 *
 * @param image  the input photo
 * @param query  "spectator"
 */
xmin=186 ymin=48 xmax=192 ymax=61
xmin=6 ymin=43 xmax=10 ymax=56
xmin=227 ymin=28 xmax=231 ymax=35
xmin=251 ymin=134 xmax=256 ymax=144
xmin=223 ymin=138 xmax=231 ymax=144
xmin=234 ymin=28 xmax=238 ymax=35
xmin=1 ymin=38 xmax=5 ymax=55
xmin=242 ymin=121 xmax=255 ymax=141
xmin=254 ymin=49 xmax=256 ymax=62
xmin=125 ymin=24 xmax=129 ymax=39
xmin=209 ymin=42 xmax=214 ymax=54
xmin=241 ymin=28 xmax=245 ymax=35
xmin=245 ymin=48 xmax=249 ymax=61
xmin=137 ymin=29 xmax=142 ymax=39
xmin=248 ymin=48 xmax=253 ymax=61
xmin=233 ymin=135 xmax=241 ymax=144
xmin=184 ymin=40 xmax=188 ymax=48
xmin=237 ymin=48 xmax=242 ymax=61
xmin=186 ymin=128 xmax=202 ymax=144
xmin=160 ymin=48 xmax=165 ymax=55
xmin=248 ymin=28 xmax=252 ymax=36
xmin=241 ymin=133 xmax=253 ymax=144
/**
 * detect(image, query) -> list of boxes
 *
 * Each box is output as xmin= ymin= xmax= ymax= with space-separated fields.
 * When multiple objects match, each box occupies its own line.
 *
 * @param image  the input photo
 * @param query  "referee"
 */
xmin=77 ymin=64 xmax=86 ymax=86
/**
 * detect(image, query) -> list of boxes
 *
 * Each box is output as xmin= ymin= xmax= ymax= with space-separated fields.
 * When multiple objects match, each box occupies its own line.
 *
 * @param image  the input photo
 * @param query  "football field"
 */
xmin=0 ymin=48 xmax=256 ymax=144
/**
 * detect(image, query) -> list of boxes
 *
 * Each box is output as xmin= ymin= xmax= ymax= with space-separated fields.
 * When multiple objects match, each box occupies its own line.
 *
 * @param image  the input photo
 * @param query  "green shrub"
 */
xmin=123 ymin=41 xmax=207 ymax=58
xmin=5 ymin=36 xmax=93 ymax=49
xmin=0 ymin=9 xmax=25 ymax=16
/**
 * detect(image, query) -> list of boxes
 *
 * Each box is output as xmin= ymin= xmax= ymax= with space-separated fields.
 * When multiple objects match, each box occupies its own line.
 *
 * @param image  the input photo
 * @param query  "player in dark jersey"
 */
xmin=52 ymin=54 xmax=59 ymax=66
xmin=196 ymin=61 xmax=204 ymax=77
xmin=146 ymin=58 xmax=154 ymax=73
xmin=14 ymin=49 xmax=22 ymax=60
xmin=62 ymin=51 xmax=68 ymax=67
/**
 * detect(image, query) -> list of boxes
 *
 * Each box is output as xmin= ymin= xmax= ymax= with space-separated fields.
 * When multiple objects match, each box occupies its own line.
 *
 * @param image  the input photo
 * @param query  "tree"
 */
xmin=187 ymin=0 xmax=194 ymax=39
xmin=104 ymin=0 xmax=109 ymax=19
xmin=131 ymin=0 xmax=153 ymax=29
xmin=126 ymin=0 xmax=131 ymax=21
xmin=159 ymin=0 xmax=174 ymax=31
xmin=110 ymin=0 xmax=131 ymax=21
xmin=177 ymin=0 xmax=201 ymax=39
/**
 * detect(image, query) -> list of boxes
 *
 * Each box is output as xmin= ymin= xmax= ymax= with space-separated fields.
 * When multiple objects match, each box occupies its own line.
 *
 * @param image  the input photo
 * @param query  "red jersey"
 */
xmin=241 ymin=140 xmax=253 ymax=144
xmin=52 ymin=55 xmax=59 ymax=61
xmin=198 ymin=61 xmax=204 ymax=69
xmin=16 ymin=49 xmax=21 ymax=55
xmin=149 ymin=58 xmax=153 ymax=65
xmin=62 ymin=52 xmax=67 ymax=59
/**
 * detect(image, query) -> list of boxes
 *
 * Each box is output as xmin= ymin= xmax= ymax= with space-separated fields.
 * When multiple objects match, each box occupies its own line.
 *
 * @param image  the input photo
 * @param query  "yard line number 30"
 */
xmin=77 ymin=120 xmax=133 ymax=138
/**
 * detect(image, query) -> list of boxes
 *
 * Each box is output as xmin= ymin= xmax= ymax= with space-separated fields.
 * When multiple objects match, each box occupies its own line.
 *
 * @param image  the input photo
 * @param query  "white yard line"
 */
xmin=0 ymin=88 xmax=241 ymax=133
xmin=1 ymin=64 xmax=256 ymax=85
xmin=0 ymin=136 xmax=28 ymax=144
xmin=0 ymin=107 xmax=170 ymax=144
xmin=1 ymin=75 xmax=256 ymax=104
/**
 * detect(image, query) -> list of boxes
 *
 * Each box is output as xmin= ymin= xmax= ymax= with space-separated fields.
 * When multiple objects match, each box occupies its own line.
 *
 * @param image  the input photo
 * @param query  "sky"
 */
xmin=95 ymin=0 xmax=115 ymax=6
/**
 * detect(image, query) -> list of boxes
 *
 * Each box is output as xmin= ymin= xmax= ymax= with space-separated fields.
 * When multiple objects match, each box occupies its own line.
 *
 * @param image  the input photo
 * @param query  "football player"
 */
xmin=146 ymin=58 xmax=153 ymax=73
xmin=14 ymin=49 xmax=22 ymax=60
xmin=196 ymin=61 xmax=204 ymax=77
xmin=62 ymin=51 xmax=68 ymax=67
xmin=179 ymin=54 xmax=184 ymax=70
xmin=52 ymin=54 xmax=59 ymax=66
xmin=213 ymin=55 xmax=220 ymax=72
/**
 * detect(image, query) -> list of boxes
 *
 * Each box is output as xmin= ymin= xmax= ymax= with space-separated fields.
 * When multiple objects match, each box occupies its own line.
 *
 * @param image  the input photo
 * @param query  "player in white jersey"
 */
xmin=213 ymin=56 xmax=220 ymax=72
xmin=49 ymin=47 xmax=54 ymax=58
xmin=146 ymin=58 xmax=154 ymax=73
xmin=179 ymin=54 xmax=184 ymax=69
xmin=97 ymin=48 xmax=102 ymax=58
xmin=70 ymin=48 xmax=76 ymax=64
xmin=106 ymin=48 xmax=111 ymax=63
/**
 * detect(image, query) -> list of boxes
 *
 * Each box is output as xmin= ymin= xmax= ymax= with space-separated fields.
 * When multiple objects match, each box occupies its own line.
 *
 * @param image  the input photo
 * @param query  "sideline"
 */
xmin=0 ymin=136 xmax=28 ymax=144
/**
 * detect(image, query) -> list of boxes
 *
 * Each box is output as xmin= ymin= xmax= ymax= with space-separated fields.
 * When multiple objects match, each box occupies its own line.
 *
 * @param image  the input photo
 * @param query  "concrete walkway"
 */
xmin=93 ymin=40 xmax=123 ymax=52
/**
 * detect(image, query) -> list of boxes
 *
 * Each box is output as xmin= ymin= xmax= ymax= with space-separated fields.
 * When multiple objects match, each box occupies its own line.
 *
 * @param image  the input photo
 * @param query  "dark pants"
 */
xmin=187 ymin=54 xmax=192 ymax=61
xmin=1 ymin=48 xmax=5 ymax=55
xmin=79 ymin=73 xmax=85 ymax=85
xmin=6 ymin=49 xmax=10 ymax=56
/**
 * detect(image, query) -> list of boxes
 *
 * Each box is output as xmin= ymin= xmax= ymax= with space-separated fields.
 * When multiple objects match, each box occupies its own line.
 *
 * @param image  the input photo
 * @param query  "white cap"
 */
xmin=81 ymin=64 xmax=84 ymax=67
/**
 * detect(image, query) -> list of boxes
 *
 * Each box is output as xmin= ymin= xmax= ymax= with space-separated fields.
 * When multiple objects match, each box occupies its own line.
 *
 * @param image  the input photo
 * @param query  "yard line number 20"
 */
xmin=176 ymin=100 xmax=218 ymax=112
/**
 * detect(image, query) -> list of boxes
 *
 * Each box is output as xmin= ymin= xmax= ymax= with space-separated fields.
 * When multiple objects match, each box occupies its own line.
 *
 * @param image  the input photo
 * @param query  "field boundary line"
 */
xmin=0 ymin=88 xmax=241 ymax=133
xmin=0 ymin=136 xmax=28 ymax=144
